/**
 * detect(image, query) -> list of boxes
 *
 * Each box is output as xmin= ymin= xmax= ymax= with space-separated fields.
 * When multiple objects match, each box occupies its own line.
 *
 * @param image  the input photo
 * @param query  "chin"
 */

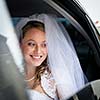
xmin=33 ymin=59 xmax=46 ymax=67
xmin=33 ymin=62 xmax=43 ymax=67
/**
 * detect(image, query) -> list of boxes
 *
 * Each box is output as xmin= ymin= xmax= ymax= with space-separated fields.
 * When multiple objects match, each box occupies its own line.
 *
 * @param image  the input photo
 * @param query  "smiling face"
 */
xmin=21 ymin=27 xmax=48 ymax=67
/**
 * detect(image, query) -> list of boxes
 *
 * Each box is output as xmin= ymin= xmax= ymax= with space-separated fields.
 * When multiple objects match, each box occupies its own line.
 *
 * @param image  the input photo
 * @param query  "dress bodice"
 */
xmin=27 ymin=89 xmax=53 ymax=100
xmin=27 ymin=70 xmax=58 ymax=100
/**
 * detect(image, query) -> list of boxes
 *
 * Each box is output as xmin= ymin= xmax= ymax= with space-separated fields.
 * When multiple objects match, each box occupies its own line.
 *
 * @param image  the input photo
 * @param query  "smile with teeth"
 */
xmin=30 ymin=55 xmax=42 ymax=59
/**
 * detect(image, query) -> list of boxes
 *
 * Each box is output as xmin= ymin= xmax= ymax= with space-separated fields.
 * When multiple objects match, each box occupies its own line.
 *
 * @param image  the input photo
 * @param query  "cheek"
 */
xmin=21 ymin=45 xmax=30 ymax=55
xmin=21 ymin=46 xmax=32 ymax=64
xmin=44 ymin=48 xmax=48 ymax=56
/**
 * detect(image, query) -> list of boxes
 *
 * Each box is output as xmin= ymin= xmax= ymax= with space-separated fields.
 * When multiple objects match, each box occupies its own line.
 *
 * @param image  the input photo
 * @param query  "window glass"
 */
xmin=61 ymin=19 xmax=100 ymax=81
xmin=77 ymin=0 xmax=100 ymax=36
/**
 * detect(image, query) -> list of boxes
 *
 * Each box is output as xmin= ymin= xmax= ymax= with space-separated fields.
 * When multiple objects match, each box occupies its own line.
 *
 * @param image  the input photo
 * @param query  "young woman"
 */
xmin=16 ymin=14 xmax=85 ymax=100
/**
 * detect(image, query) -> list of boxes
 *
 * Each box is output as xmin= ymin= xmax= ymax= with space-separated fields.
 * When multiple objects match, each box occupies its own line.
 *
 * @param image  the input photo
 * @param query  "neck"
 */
xmin=25 ymin=64 xmax=36 ymax=80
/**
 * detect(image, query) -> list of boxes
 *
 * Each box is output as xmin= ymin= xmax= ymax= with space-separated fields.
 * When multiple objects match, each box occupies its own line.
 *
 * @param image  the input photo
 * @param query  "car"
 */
xmin=0 ymin=0 xmax=100 ymax=100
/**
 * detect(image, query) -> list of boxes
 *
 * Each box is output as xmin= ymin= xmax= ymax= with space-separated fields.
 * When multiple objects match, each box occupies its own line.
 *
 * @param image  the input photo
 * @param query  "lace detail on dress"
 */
xmin=41 ymin=70 xmax=57 ymax=99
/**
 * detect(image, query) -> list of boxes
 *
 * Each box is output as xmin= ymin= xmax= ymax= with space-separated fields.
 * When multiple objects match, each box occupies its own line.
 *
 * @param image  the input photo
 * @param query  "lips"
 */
xmin=30 ymin=55 xmax=42 ymax=59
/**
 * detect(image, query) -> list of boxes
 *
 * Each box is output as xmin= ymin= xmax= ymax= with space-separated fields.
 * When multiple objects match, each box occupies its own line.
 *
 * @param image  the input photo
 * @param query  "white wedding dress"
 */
xmin=27 ymin=70 xmax=58 ymax=100
xmin=27 ymin=89 xmax=53 ymax=100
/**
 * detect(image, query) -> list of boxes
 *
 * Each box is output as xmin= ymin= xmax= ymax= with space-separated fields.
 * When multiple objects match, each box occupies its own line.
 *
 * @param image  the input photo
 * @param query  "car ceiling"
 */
xmin=5 ymin=0 xmax=60 ymax=17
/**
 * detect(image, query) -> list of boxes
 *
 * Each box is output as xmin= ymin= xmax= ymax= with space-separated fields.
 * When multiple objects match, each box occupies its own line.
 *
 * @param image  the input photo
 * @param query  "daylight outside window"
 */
xmin=78 ymin=0 xmax=100 ymax=36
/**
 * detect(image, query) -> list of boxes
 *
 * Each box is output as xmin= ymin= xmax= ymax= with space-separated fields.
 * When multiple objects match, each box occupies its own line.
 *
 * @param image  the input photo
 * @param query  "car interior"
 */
xmin=0 ymin=0 xmax=100 ymax=99
xmin=6 ymin=0 xmax=100 ymax=82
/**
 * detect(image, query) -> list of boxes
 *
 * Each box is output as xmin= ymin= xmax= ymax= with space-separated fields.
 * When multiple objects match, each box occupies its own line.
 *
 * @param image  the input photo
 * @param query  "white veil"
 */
xmin=16 ymin=14 xmax=85 ymax=99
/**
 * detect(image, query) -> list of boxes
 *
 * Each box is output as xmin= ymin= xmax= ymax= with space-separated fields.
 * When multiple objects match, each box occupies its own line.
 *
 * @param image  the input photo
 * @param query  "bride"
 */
xmin=16 ymin=13 xmax=85 ymax=100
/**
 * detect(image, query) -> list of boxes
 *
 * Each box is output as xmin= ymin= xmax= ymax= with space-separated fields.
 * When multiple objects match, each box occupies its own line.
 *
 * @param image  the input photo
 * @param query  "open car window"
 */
xmin=0 ymin=0 xmax=100 ymax=100
xmin=12 ymin=16 xmax=100 ymax=82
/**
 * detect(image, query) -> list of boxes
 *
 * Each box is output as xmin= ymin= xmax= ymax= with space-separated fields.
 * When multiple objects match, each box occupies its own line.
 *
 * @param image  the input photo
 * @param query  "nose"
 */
xmin=34 ymin=45 xmax=41 ymax=54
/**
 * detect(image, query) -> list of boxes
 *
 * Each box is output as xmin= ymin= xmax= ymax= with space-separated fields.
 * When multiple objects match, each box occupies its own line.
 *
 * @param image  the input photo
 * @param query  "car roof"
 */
xmin=6 ymin=0 xmax=60 ymax=17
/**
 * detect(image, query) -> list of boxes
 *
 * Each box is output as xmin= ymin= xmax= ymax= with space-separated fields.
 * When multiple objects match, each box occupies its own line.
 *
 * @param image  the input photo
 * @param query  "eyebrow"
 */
xmin=42 ymin=40 xmax=46 ymax=43
xmin=24 ymin=39 xmax=35 ymax=43
xmin=24 ymin=39 xmax=47 ymax=44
